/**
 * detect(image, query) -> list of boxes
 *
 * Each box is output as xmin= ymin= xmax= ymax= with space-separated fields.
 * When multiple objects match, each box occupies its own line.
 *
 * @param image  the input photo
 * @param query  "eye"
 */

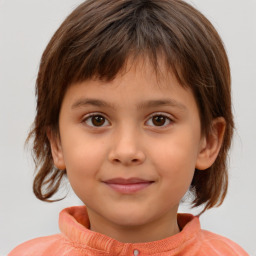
xmin=83 ymin=114 xmax=110 ymax=127
xmin=146 ymin=114 xmax=172 ymax=127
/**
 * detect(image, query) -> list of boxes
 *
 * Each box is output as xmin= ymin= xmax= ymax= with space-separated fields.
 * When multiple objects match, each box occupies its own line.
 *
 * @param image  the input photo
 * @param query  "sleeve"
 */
xmin=198 ymin=230 xmax=249 ymax=256
xmin=8 ymin=235 xmax=65 ymax=256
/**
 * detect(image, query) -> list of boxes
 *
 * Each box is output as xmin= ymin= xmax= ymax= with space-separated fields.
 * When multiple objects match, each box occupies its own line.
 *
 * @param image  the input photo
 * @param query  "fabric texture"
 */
xmin=9 ymin=206 xmax=248 ymax=256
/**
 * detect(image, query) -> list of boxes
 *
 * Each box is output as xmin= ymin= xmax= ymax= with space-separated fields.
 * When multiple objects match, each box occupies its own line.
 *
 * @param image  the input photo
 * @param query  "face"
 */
xmin=50 ymin=59 xmax=217 ymax=240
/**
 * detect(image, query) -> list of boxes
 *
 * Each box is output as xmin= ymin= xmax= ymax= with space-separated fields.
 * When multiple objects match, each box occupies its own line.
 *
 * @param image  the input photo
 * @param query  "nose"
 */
xmin=108 ymin=127 xmax=146 ymax=166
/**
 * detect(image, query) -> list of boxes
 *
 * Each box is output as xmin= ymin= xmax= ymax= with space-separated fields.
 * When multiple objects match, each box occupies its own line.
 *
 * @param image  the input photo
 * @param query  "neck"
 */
xmin=88 ymin=210 xmax=180 ymax=243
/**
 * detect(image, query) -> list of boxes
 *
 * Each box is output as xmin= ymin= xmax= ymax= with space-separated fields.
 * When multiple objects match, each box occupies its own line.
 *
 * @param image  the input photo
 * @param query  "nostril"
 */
xmin=111 ymin=158 xmax=141 ymax=165
xmin=108 ymin=150 xmax=146 ymax=165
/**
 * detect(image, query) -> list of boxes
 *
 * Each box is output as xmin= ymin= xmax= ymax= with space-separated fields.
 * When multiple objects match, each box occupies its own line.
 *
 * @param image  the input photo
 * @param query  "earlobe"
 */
xmin=47 ymin=128 xmax=66 ymax=170
xmin=196 ymin=117 xmax=226 ymax=170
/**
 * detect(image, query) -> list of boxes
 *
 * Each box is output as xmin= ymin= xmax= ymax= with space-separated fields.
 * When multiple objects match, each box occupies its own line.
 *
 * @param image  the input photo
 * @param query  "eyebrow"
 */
xmin=71 ymin=98 xmax=187 ymax=111
xmin=72 ymin=98 xmax=116 ymax=109
xmin=137 ymin=99 xmax=187 ymax=111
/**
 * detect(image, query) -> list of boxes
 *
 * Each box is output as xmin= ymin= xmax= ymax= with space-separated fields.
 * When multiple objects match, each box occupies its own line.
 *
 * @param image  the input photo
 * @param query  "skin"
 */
xmin=49 ymin=59 xmax=225 ymax=243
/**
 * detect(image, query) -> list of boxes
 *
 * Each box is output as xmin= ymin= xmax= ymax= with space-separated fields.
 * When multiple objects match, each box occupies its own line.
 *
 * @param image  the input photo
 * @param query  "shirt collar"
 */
xmin=59 ymin=206 xmax=200 ymax=255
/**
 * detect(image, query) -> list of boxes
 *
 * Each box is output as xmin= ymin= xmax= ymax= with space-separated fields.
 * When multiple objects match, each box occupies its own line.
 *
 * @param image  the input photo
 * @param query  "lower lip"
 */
xmin=105 ymin=182 xmax=153 ymax=194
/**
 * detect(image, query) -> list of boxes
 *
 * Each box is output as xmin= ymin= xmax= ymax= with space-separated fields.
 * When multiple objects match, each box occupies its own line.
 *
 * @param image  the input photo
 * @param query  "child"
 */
xmin=9 ymin=0 xmax=248 ymax=255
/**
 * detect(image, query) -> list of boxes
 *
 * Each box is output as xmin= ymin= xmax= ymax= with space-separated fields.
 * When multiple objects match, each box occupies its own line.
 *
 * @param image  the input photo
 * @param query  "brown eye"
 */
xmin=85 ymin=115 xmax=109 ymax=127
xmin=146 ymin=114 xmax=171 ymax=127
xmin=91 ymin=116 xmax=105 ymax=126
xmin=153 ymin=116 xmax=166 ymax=126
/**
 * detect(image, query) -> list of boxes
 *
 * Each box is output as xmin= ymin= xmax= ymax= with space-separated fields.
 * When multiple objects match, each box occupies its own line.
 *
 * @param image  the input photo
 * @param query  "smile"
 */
xmin=103 ymin=178 xmax=154 ymax=194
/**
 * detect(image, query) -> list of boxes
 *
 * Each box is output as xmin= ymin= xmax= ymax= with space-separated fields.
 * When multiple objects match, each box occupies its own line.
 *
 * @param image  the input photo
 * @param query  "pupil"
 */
xmin=153 ymin=116 xmax=165 ymax=126
xmin=92 ymin=116 xmax=105 ymax=126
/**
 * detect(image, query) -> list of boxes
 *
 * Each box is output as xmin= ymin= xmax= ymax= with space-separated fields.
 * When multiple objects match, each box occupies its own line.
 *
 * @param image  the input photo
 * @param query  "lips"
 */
xmin=103 ymin=178 xmax=154 ymax=194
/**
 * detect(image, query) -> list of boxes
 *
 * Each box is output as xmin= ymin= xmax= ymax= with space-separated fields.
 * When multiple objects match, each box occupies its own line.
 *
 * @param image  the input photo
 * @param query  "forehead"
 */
xmin=76 ymin=55 xmax=187 ymax=92
xmin=62 ymin=58 xmax=198 ymax=114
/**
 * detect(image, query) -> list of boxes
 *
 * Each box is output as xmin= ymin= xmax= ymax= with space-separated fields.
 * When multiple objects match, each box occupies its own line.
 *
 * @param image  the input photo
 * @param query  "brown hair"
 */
xmin=29 ymin=0 xmax=233 ymax=213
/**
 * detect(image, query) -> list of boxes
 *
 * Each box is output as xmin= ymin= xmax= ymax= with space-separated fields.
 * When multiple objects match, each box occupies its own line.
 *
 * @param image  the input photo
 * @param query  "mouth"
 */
xmin=102 ymin=178 xmax=155 ymax=194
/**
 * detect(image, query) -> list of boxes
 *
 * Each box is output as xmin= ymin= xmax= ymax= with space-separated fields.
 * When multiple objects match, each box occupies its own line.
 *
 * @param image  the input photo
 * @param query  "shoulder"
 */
xmin=197 ymin=229 xmax=249 ymax=256
xmin=8 ymin=234 xmax=66 ymax=256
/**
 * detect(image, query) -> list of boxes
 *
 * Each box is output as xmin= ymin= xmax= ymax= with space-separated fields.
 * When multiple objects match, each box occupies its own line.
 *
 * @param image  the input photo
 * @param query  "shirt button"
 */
xmin=133 ymin=249 xmax=139 ymax=256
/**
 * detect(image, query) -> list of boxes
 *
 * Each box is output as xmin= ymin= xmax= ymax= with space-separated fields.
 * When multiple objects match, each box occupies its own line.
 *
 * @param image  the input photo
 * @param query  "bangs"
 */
xmin=45 ymin=0 xmax=191 ymax=86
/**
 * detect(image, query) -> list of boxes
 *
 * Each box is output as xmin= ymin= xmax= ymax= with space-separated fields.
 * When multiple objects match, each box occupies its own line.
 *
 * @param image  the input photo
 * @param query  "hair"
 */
xmin=28 ymin=0 xmax=233 ymax=214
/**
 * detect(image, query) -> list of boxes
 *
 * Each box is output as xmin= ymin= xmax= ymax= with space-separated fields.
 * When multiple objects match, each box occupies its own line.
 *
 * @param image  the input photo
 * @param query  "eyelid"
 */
xmin=82 ymin=112 xmax=111 ymax=127
xmin=145 ymin=112 xmax=174 ymax=127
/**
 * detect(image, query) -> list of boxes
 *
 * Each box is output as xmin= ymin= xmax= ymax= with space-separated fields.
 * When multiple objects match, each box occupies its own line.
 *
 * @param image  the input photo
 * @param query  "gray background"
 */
xmin=0 ymin=0 xmax=255 ymax=255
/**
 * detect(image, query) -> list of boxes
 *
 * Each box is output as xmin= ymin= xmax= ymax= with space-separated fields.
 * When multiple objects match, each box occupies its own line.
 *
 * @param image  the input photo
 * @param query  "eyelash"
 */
xmin=82 ymin=113 xmax=110 ymax=127
xmin=82 ymin=112 xmax=173 ymax=128
xmin=145 ymin=113 xmax=173 ymax=127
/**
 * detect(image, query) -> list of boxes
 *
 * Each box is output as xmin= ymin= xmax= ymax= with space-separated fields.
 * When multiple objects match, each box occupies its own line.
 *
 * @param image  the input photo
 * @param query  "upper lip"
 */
xmin=103 ymin=178 xmax=154 ymax=184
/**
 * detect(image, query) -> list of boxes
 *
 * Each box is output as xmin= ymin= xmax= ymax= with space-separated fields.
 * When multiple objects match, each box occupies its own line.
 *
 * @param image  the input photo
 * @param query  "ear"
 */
xmin=47 ymin=128 xmax=66 ymax=170
xmin=196 ymin=117 xmax=226 ymax=170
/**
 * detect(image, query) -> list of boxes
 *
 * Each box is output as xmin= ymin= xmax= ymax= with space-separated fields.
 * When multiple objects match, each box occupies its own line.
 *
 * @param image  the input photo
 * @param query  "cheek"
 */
xmin=150 ymin=133 xmax=199 ymax=190
xmin=63 ymin=140 xmax=107 ymax=201
xmin=62 ymin=135 xmax=108 ymax=181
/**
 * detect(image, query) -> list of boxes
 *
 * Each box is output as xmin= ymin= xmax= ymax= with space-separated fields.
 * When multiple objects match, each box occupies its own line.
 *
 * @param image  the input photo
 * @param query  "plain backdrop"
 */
xmin=0 ymin=0 xmax=255 ymax=255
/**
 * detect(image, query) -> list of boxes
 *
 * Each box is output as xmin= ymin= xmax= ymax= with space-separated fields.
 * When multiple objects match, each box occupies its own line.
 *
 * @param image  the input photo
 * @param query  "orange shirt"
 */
xmin=9 ymin=206 xmax=248 ymax=256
